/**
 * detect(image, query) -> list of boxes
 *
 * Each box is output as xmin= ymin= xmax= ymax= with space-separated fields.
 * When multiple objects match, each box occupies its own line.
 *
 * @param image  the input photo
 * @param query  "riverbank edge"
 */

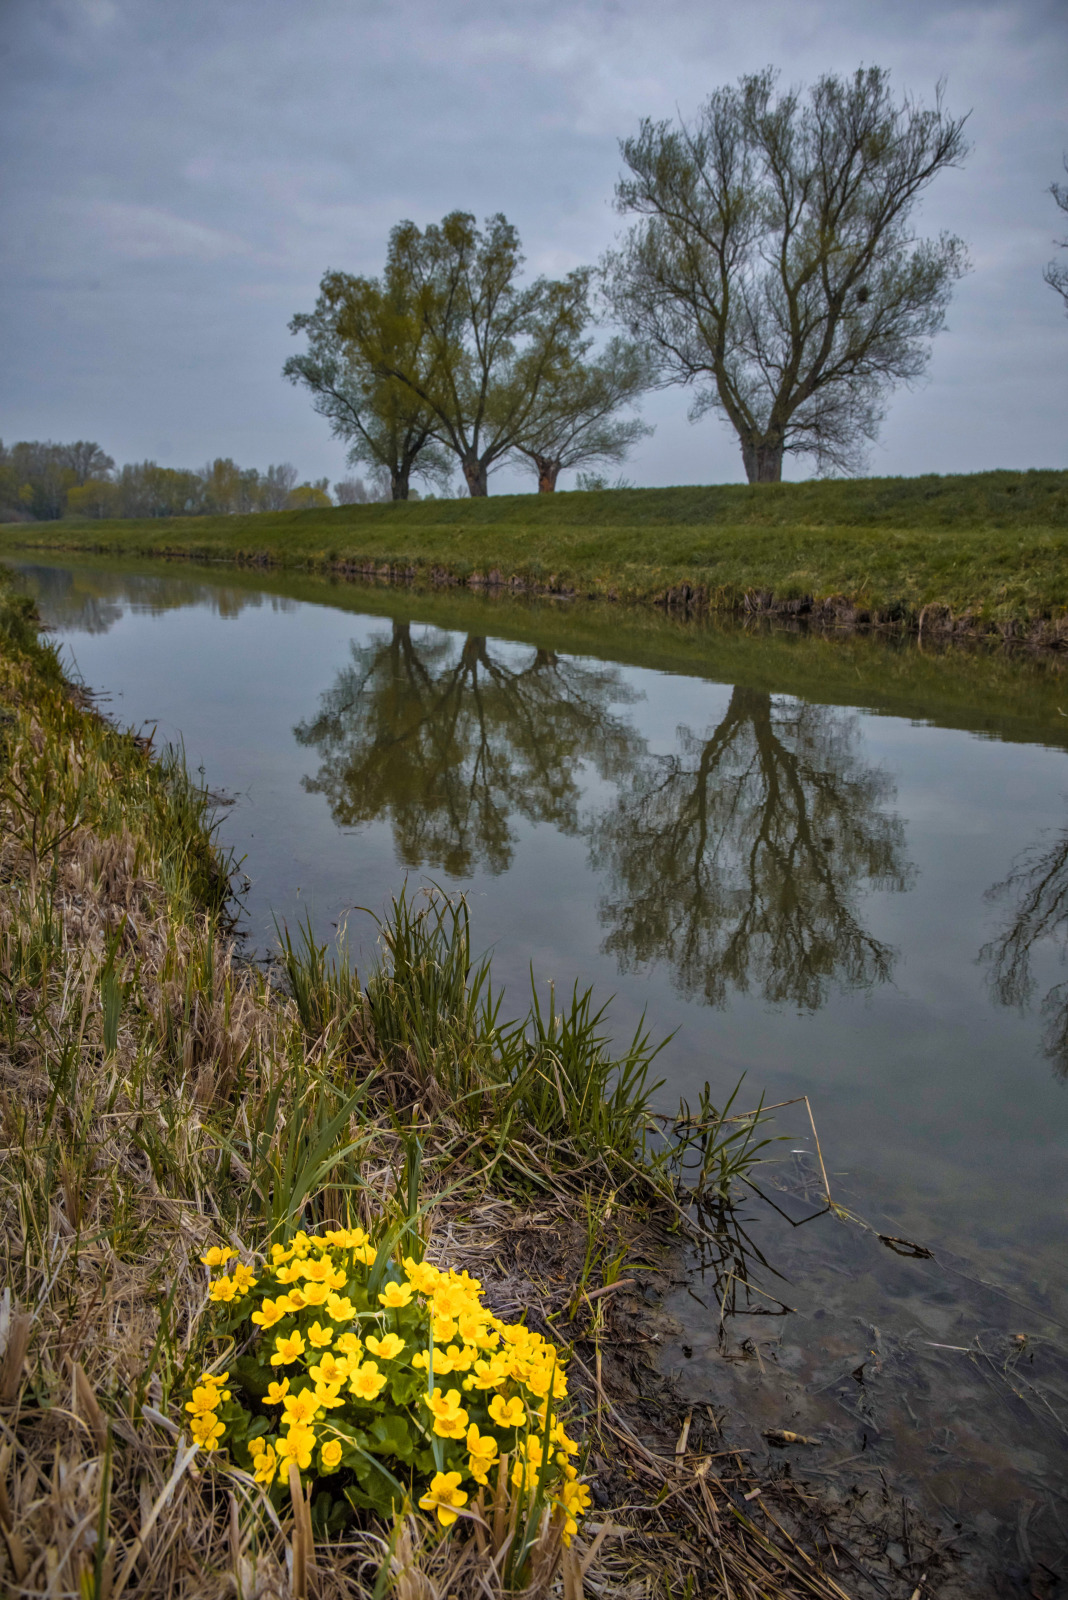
xmin=9 ymin=529 xmax=1068 ymax=651
xmin=0 ymin=578 xmax=894 ymax=1599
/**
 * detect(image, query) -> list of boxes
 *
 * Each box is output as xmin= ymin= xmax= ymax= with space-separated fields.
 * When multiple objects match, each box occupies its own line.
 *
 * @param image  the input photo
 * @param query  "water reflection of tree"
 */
xmin=20 ymin=565 xmax=295 ymax=634
xmin=589 ymin=687 xmax=912 ymax=1008
xmin=983 ymin=830 xmax=1068 ymax=1076
xmin=294 ymin=621 xmax=641 ymax=875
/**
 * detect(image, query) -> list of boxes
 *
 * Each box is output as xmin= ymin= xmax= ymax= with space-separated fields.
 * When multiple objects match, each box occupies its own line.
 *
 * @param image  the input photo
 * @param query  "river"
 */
xmin=11 ymin=552 xmax=1068 ymax=1588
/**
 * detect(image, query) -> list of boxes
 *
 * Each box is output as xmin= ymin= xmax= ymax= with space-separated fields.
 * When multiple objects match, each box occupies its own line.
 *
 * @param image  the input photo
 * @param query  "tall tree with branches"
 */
xmin=328 ymin=212 xmax=591 ymax=496
xmin=603 ymin=67 xmax=970 ymax=483
xmin=511 ymin=337 xmax=653 ymax=492
xmin=285 ymin=274 xmax=451 ymax=501
xmin=1045 ymin=155 xmax=1068 ymax=317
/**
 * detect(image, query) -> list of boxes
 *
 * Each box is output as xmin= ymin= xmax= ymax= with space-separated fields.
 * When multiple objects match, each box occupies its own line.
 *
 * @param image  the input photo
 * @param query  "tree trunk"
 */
xmin=462 ymin=457 xmax=489 ymax=497
xmin=390 ymin=466 xmax=410 ymax=501
xmin=534 ymin=455 xmax=560 ymax=493
xmin=740 ymin=437 xmax=784 ymax=484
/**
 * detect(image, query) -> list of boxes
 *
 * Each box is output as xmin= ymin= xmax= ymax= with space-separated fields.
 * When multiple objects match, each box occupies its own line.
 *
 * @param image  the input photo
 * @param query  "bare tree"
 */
xmin=511 ymin=337 xmax=653 ymax=492
xmin=604 ymin=67 xmax=970 ymax=482
xmin=1045 ymin=154 xmax=1068 ymax=317
xmin=259 ymin=462 xmax=299 ymax=511
xmin=57 ymin=441 xmax=115 ymax=485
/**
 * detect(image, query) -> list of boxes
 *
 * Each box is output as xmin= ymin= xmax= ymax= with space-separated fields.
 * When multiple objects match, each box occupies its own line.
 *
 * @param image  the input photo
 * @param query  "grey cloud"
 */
xmin=1 ymin=0 xmax=1065 ymax=488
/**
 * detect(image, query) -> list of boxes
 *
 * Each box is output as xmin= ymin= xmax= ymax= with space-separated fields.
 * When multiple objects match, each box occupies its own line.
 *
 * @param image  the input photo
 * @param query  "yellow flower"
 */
xmin=195 ymin=1369 xmax=229 ymax=1387
xmin=271 ymin=1330 xmax=306 ymax=1367
xmin=326 ymin=1293 xmax=356 ymax=1322
xmin=189 ymin=1413 xmax=225 ymax=1449
xmin=313 ymin=1380 xmax=345 ymax=1411
xmin=320 ymin=1437 xmax=344 ymax=1473
xmin=457 ymin=1312 xmax=492 ymax=1345
xmin=309 ymin=1352 xmax=350 ymax=1386
xmin=470 ymin=1356 xmax=509 ymax=1390
xmin=443 ymin=1342 xmax=475 ymax=1371
xmin=378 ymin=1281 xmax=413 ymax=1309
xmin=302 ymin=1282 xmax=330 ymax=1308
xmin=200 ymin=1246 xmax=236 ymax=1268
xmin=231 ymin=1263 xmax=258 ymax=1294
xmin=365 ymin=1332 xmax=405 ymax=1361
xmin=271 ymin=1242 xmax=294 ymax=1264
xmin=264 ymin=1379 xmax=290 ymax=1406
xmin=402 ymin=1257 xmax=441 ymax=1294
xmin=348 ymin=1361 xmax=388 ymax=1402
xmin=186 ymin=1385 xmax=223 ymax=1418
xmin=418 ymin=1470 xmax=468 ymax=1528
xmin=284 ymin=1286 xmax=308 ymax=1311
xmin=274 ymin=1262 xmax=303 ymax=1284
xmin=251 ymin=1297 xmax=288 ymax=1330
xmin=252 ymin=1442 xmax=278 ymax=1485
xmin=466 ymin=1424 xmax=499 ymax=1485
xmin=323 ymin=1226 xmax=366 ymax=1249
xmin=276 ymin=1424 xmax=315 ymax=1471
xmin=355 ymin=1242 xmax=377 ymax=1266
xmin=282 ymin=1388 xmax=321 ymax=1426
xmin=306 ymin=1320 xmax=334 ymax=1348
xmin=431 ymin=1315 xmax=457 ymax=1344
xmin=557 ymin=1479 xmax=591 ymax=1545
xmin=488 ymin=1394 xmax=525 ymax=1430
xmin=208 ymin=1276 xmax=238 ymax=1303
xmin=426 ymin=1388 xmax=468 ymax=1439
xmin=302 ymin=1257 xmax=332 ymax=1283
xmin=335 ymin=1331 xmax=362 ymax=1358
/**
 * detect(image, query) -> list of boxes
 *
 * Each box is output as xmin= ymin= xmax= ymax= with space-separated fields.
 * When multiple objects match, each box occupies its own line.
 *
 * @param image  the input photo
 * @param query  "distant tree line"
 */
xmin=0 ymin=442 xmax=364 ymax=523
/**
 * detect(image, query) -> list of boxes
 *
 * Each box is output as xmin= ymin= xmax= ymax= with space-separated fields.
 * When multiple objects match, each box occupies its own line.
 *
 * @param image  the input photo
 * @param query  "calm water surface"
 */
xmin=13 ymin=555 xmax=1068 ymax=1581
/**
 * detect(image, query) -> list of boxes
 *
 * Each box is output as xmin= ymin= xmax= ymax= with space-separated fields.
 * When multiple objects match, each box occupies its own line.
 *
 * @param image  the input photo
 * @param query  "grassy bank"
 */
xmin=0 ymin=574 xmax=873 ymax=1597
xmin=5 ymin=467 xmax=1068 ymax=636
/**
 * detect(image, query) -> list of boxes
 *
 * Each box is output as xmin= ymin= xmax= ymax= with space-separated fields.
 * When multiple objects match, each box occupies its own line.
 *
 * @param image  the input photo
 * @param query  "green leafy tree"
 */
xmin=294 ymin=620 xmax=641 ymax=875
xmin=589 ymin=687 xmax=912 ymax=1008
xmin=511 ymin=337 xmax=653 ymax=492
xmin=329 ymin=213 xmax=592 ymax=496
xmin=116 ymin=462 xmax=206 ymax=518
xmin=604 ymin=67 xmax=970 ymax=482
xmin=67 ymin=479 xmax=121 ymax=518
xmin=286 ymin=478 xmax=333 ymax=510
xmin=286 ymin=279 xmax=451 ymax=501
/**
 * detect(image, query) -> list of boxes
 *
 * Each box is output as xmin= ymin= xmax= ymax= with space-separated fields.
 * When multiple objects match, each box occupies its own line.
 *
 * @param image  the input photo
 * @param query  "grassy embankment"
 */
xmin=0 ymin=574 xmax=855 ymax=1597
xmin=7 ymin=467 xmax=1068 ymax=637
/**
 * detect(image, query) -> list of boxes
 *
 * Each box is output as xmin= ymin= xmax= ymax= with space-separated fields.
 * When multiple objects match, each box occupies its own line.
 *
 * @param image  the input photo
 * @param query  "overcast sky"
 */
xmin=1 ymin=0 xmax=1065 ymax=494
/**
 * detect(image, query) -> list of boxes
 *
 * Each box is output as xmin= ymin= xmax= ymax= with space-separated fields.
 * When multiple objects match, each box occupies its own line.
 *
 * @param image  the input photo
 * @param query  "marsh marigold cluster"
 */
xmin=185 ymin=1227 xmax=591 ymax=1540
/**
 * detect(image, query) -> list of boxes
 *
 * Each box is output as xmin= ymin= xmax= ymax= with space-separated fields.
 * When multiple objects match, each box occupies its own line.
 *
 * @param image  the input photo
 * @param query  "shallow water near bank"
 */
xmin=11 ymin=553 xmax=1068 ymax=1588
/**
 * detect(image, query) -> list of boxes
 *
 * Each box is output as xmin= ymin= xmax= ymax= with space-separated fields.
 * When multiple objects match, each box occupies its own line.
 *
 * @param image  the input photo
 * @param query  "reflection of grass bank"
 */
xmin=0 ymin=576 xmax=864 ymax=1597
xmin=5 ymin=467 xmax=1068 ymax=637
xmin=16 ymin=549 xmax=1068 ymax=750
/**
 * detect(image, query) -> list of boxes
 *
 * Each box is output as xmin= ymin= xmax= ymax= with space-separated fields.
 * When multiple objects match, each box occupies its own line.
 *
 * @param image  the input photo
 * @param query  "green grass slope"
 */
xmin=5 ymin=468 xmax=1068 ymax=626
